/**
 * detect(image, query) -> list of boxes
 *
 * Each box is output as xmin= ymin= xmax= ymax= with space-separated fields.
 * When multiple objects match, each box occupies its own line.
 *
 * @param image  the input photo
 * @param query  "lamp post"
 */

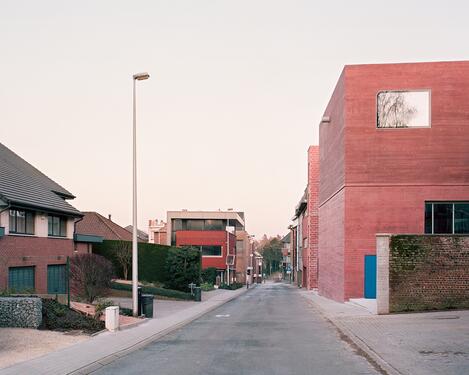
xmin=132 ymin=72 xmax=150 ymax=316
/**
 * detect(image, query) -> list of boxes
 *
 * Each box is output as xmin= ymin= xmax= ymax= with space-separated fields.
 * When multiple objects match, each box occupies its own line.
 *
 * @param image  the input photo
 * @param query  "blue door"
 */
xmin=364 ymin=255 xmax=376 ymax=298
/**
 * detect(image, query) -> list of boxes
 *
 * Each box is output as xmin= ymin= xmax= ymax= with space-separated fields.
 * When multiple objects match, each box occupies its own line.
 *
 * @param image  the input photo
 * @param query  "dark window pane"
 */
xmin=26 ymin=212 xmax=34 ymax=234
xmin=48 ymin=216 xmax=53 ymax=235
xmin=9 ymin=210 xmax=16 ymax=232
xmin=424 ymin=203 xmax=433 ymax=234
xmin=16 ymin=211 xmax=26 ymax=233
xmin=455 ymin=204 xmax=469 ymax=234
xmin=60 ymin=218 xmax=66 ymax=236
xmin=433 ymin=204 xmax=453 ymax=234
xmin=53 ymin=216 xmax=60 ymax=236
xmin=48 ymin=215 xmax=65 ymax=236
xmin=172 ymin=219 xmax=182 ymax=231
xmin=187 ymin=220 xmax=204 ymax=231
xmin=201 ymin=246 xmax=222 ymax=256
xmin=205 ymin=220 xmax=223 ymax=230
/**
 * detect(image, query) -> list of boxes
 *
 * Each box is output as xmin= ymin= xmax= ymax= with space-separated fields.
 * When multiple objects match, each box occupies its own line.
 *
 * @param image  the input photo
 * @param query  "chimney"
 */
xmin=108 ymin=214 xmax=112 ymax=221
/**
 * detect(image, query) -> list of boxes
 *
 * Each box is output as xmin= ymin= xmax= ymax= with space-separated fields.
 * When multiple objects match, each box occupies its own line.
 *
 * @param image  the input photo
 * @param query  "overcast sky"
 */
xmin=1 ymin=1 xmax=468 ymax=237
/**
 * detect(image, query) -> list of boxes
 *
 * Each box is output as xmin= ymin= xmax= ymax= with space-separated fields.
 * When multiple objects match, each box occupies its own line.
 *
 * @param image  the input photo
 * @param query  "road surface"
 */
xmin=95 ymin=283 xmax=380 ymax=375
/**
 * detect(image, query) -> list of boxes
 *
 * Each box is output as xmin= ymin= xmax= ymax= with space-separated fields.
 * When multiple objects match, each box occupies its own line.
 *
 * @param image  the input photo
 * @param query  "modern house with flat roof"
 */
xmin=0 ymin=142 xmax=90 ymax=294
xmin=166 ymin=210 xmax=249 ymax=283
xmin=318 ymin=61 xmax=469 ymax=302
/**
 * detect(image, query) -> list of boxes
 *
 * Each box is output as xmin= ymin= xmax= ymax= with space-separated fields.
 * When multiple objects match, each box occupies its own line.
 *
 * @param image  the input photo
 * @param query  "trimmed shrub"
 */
xmin=41 ymin=299 xmax=104 ymax=333
xmin=110 ymin=281 xmax=193 ymax=300
xmin=200 ymin=282 xmax=215 ymax=292
xmin=219 ymin=282 xmax=243 ymax=290
xmin=119 ymin=307 xmax=133 ymax=316
xmin=201 ymin=267 xmax=218 ymax=284
xmin=165 ymin=247 xmax=201 ymax=292
xmin=70 ymin=253 xmax=114 ymax=304
xmin=93 ymin=240 xmax=171 ymax=284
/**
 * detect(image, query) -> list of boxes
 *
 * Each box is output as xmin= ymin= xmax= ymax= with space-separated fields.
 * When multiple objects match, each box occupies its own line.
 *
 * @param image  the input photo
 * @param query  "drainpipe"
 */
xmin=73 ymin=216 xmax=84 ymax=252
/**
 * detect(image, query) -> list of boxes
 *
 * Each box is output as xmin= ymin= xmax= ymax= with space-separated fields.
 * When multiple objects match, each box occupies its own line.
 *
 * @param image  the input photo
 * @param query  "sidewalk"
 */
xmin=0 ymin=287 xmax=248 ymax=375
xmin=299 ymin=289 xmax=469 ymax=375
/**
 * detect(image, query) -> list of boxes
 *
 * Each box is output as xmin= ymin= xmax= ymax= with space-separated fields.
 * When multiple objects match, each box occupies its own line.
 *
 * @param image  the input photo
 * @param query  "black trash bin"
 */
xmin=194 ymin=287 xmax=202 ymax=302
xmin=137 ymin=286 xmax=143 ymax=315
xmin=141 ymin=294 xmax=154 ymax=318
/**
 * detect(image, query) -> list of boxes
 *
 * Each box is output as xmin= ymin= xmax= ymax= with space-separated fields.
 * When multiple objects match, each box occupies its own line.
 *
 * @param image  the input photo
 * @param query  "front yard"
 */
xmin=0 ymin=328 xmax=88 ymax=370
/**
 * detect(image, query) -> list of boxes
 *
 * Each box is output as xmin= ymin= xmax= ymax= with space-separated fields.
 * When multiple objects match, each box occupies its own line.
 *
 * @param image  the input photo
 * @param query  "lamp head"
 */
xmin=133 ymin=72 xmax=150 ymax=81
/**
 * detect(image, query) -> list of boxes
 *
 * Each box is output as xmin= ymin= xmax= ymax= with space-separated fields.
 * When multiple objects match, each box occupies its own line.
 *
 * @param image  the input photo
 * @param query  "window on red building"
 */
xmin=377 ymin=90 xmax=430 ymax=128
xmin=425 ymin=202 xmax=469 ymax=234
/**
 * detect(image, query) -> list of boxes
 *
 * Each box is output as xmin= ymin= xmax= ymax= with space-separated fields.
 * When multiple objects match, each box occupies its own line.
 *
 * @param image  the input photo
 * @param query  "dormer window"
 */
xmin=9 ymin=209 xmax=35 ymax=235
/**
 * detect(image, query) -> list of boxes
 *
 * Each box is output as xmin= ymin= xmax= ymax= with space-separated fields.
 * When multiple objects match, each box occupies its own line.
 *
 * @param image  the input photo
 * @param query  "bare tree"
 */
xmin=114 ymin=241 xmax=132 ymax=280
xmin=70 ymin=253 xmax=113 ymax=304
xmin=377 ymin=92 xmax=416 ymax=128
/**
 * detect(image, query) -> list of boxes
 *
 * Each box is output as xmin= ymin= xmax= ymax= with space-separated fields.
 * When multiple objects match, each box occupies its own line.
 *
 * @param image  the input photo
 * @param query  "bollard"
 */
xmin=105 ymin=306 xmax=120 ymax=332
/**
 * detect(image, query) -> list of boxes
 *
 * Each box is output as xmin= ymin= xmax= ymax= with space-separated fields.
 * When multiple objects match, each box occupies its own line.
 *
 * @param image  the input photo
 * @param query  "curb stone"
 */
xmin=69 ymin=288 xmax=250 ymax=374
xmin=299 ymin=292 xmax=402 ymax=375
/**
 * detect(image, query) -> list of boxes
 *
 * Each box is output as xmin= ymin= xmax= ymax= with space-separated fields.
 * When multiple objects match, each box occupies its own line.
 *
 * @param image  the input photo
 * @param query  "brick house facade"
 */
xmin=0 ymin=142 xmax=87 ymax=294
xmin=292 ymin=145 xmax=319 ymax=290
xmin=318 ymin=61 xmax=469 ymax=302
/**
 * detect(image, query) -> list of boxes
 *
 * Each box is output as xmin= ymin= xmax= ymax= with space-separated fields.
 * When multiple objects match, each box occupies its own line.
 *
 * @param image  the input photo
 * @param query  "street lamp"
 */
xmin=132 ymin=72 xmax=150 ymax=316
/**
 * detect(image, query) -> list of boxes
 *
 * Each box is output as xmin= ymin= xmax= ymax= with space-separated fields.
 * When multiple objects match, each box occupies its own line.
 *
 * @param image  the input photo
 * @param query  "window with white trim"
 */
xmin=377 ymin=90 xmax=431 ymax=128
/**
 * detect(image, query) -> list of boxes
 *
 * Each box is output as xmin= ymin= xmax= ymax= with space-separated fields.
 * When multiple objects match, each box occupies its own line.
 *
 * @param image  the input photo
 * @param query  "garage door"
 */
xmin=47 ymin=264 xmax=66 ymax=294
xmin=8 ymin=266 xmax=35 ymax=292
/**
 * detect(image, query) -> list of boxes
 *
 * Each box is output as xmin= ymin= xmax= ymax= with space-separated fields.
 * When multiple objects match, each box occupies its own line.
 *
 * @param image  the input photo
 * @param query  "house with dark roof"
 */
xmin=76 ymin=212 xmax=142 ymax=242
xmin=125 ymin=225 xmax=149 ymax=242
xmin=0 ymin=142 xmax=92 ymax=294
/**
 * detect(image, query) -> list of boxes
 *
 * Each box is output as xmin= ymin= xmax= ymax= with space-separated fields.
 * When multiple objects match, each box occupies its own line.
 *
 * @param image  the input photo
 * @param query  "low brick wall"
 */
xmin=0 ymin=297 xmax=42 ymax=328
xmin=386 ymin=235 xmax=469 ymax=313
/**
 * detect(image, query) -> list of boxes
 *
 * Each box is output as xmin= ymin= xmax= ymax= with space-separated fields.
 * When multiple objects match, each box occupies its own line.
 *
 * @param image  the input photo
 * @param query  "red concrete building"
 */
xmin=176 ymin=230 xmax=236 ymax=271
xmin=167 ymin=210 xmax=247 ymax=283
xmin=318 ymin=61 xmax=469 ymax=302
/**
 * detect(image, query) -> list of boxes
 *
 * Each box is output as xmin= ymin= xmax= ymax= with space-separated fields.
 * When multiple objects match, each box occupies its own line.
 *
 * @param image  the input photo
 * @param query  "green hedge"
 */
xmin=93 ymin=240 xmax=171 ymax=284
xmin=219 ymin=282 xmax=244 ymax=290
xmin=110 ymin=281 xmax=193 ymax=300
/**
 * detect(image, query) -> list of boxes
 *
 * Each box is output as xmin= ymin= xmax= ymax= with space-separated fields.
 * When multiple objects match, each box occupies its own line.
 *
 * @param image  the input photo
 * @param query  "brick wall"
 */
xmin=388 ymin=235 xmax=469 ymax=312
xmin=0 ymin=236 xmax=89 ymax=293
xmin=319 ymin=61 xmax=469 ymax=302
xmin=318 ymin=189 xmax=345 ymax=301
xmin=307 ymin=145 xmax=319 ymax=289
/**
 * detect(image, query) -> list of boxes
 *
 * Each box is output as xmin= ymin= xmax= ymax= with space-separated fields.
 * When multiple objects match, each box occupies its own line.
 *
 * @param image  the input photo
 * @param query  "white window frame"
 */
xmin=376 ymin=89 xmax=432 ymax=129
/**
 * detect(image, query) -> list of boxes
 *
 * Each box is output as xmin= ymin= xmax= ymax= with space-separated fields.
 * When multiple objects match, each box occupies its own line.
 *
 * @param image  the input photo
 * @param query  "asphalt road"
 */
xmin=95 ymin=283 xmax=379 ymax=375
